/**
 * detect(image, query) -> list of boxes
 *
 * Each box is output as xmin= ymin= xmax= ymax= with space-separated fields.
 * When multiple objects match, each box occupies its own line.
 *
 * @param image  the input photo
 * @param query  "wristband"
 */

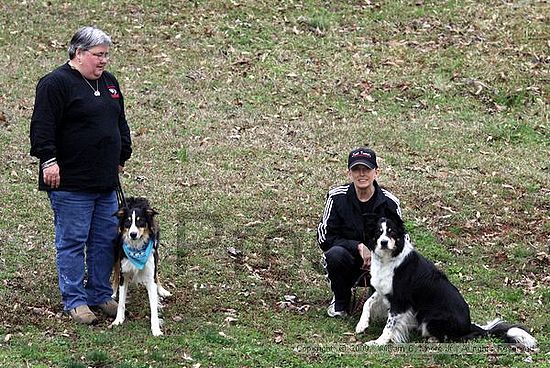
xmin=41 ymin=158 xmax=57 ymax=170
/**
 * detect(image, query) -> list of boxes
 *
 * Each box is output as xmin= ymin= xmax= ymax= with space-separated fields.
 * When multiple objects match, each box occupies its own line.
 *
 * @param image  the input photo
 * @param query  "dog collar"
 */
xmin=123 ymin=238 xmax=155 ymax=270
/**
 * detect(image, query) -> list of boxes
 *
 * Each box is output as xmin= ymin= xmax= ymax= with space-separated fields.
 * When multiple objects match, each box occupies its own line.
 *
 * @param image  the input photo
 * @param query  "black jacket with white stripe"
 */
xmin=317 ymin=181 xmax=403 ymax=255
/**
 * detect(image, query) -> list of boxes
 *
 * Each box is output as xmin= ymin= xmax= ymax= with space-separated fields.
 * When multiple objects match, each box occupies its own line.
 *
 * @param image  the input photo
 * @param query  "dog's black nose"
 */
xmin=380 ymin=240 xmax=388 ymax=248
xmin=130 ymin=232 xmax=138 ymax=239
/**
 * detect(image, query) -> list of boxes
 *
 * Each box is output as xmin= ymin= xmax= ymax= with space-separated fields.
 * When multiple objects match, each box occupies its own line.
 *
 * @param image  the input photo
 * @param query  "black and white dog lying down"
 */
xmin=355 ymin=215 xmax=537 ymax=350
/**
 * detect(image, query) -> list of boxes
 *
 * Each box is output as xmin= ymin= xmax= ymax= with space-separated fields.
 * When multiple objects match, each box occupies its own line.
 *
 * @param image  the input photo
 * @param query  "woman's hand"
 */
xmin=43 ymin=163 xmax=60 ymax=188
xmin=357 ymin=243 xmax=371 ymax=270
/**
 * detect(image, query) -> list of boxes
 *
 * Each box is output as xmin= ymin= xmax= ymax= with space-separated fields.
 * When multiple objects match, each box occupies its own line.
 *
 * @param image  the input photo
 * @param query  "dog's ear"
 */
xmin=113 ymin=207 xmax=127 ymax=219
xmin=146 ymin=208 xmax=159 ymax=237
xmin=146 ymin=208 xmax=159 ymax=217
xmin=394 ymin=216 xmax=405 ymax=235
xmin=384 ymin=209 xmax=404 ymax=228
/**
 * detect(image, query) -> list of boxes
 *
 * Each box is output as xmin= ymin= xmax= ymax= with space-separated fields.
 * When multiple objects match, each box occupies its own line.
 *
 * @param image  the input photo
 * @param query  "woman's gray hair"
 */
xmin=68 ymin=26 xmax=112 ymax=59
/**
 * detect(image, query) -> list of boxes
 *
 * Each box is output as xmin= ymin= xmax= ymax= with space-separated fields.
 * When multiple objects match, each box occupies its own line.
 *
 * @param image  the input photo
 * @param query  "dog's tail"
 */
xmin=465 ymin=318 xmax=537 ymax=350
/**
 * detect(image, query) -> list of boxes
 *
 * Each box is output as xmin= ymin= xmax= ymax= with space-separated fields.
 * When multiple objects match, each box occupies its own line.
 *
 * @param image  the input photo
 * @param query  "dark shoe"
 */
xmin=69 ymin=305 xmax=98 ymax=325
xmin=96 ymin=300 xmax=118 ymax=317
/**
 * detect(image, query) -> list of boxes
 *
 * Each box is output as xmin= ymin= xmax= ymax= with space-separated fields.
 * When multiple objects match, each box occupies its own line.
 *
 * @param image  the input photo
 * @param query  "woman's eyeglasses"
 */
xmin=86 ymin=50 xmax=110 ymax=60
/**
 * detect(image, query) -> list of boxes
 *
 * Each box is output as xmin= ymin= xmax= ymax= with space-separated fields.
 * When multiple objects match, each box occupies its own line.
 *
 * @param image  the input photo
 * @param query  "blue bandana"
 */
xmin=123 ymin=238 xmax=155 ymax=270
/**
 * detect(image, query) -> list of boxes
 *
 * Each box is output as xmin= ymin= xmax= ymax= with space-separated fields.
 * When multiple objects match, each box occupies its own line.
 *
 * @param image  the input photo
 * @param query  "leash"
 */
xmin=116 ymin=175 xmax=127 ymax=208
xmin=350 ymin=269 xmax=371 ymax=316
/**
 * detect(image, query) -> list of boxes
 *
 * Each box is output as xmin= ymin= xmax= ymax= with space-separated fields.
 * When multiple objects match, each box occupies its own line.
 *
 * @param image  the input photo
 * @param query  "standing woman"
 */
xmin=30 ymin=26 xmax=132 ymax=324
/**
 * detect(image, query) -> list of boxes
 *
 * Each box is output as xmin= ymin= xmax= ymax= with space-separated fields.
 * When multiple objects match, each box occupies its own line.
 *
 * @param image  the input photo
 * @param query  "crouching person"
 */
xmin=317 ymin=147 xmax=404 ymax=317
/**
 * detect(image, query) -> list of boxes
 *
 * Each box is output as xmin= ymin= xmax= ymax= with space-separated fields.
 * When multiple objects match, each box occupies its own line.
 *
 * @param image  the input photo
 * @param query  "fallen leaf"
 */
xmin=227 ymin=246 xmax=243 ymax=257
xmin=274 ymin=329 xmax=284 ymax=343
xmin=224 ymin=316 xmax=238 ymax=325
xmin=283 ymin=295 xmax=296 ymax=303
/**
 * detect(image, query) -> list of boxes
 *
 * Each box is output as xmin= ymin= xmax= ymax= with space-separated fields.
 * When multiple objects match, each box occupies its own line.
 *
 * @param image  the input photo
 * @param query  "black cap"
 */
xmin=348 ymin=147 xmax=378 ymax=169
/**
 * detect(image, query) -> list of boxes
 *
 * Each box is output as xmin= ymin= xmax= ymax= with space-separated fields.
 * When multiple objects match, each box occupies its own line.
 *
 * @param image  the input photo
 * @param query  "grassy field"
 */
xmin=0 ymin=0 xmax=548 ymax=367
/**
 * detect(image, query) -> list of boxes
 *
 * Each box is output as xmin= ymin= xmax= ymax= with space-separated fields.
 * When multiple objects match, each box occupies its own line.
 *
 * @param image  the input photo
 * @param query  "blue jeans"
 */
xmin=49 ymin=191 xmax=118 ymax=311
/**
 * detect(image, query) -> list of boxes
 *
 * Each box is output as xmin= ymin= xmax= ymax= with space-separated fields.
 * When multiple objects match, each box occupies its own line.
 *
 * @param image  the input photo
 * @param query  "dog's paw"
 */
xmin=152 ymin=328 xmax=163 ymax=337
xmin=158 ymin=286 xmax=172 ymax=298
xmin=355 ymin=320 xmax=369 ymax=334
xmin=366 ymin=339 xmax=386 ymax=346
xmin=110 ymin=318 xmax=124 ymax=327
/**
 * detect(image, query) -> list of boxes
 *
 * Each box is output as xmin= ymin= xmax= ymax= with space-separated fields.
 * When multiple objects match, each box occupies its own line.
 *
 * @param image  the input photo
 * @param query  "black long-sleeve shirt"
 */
xmin=30 ymin=62 xmax=132 ymax=192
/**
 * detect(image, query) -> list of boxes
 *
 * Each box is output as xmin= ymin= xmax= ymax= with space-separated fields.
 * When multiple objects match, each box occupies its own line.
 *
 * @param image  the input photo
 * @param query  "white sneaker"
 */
xmin=327 ymin=297 xmax=347 ymax=317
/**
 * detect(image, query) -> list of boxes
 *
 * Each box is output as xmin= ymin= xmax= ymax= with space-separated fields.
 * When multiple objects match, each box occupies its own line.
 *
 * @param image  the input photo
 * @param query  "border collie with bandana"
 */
xmin=110 ymin=197 xmax=171 ymax=336
xmin=355 ymin=215 xmax=537 ymax=350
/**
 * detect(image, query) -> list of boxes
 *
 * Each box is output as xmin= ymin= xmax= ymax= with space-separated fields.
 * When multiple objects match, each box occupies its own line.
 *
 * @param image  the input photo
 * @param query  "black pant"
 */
xmin=324 ymin=246 xmax=369 ymax=311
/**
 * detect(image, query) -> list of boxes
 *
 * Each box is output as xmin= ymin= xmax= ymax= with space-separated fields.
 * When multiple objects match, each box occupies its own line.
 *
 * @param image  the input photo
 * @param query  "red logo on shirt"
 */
xmin=107 ymin=85 xmax=120 ymax=99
